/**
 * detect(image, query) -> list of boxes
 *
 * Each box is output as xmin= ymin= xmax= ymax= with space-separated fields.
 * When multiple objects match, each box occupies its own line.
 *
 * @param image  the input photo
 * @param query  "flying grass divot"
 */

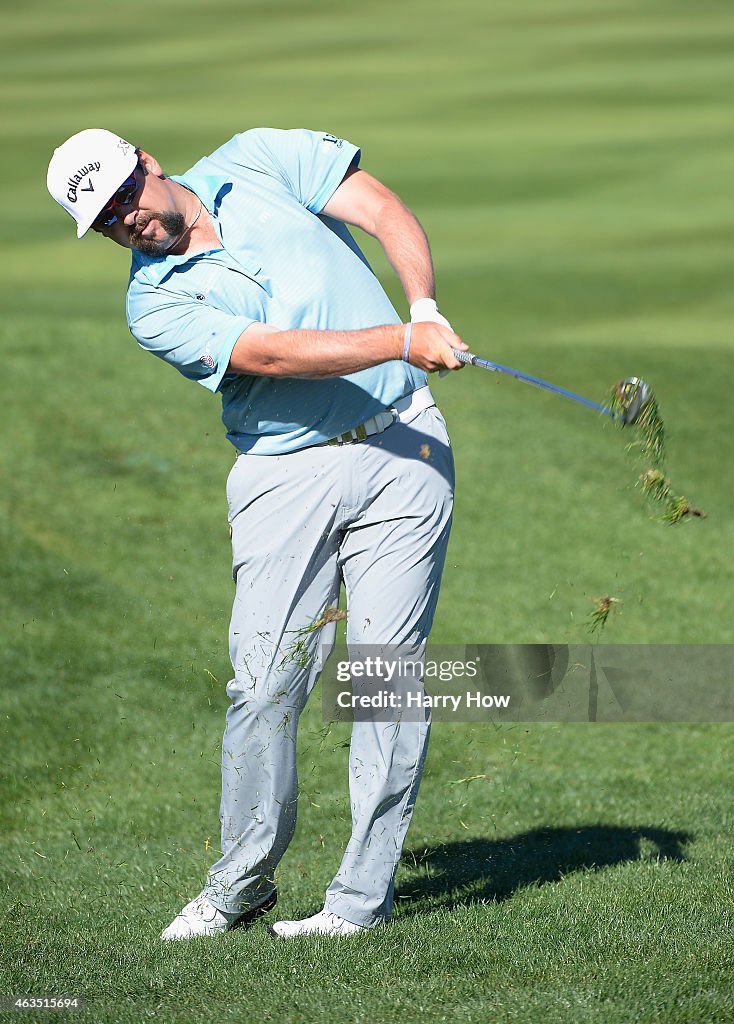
xmin=606 ymin=379 xmax=706 ymax=524
xmin=453 ymin=351 xmax=704 ymax=522
xmin=587 ymin=595 xmax=621 ymax=635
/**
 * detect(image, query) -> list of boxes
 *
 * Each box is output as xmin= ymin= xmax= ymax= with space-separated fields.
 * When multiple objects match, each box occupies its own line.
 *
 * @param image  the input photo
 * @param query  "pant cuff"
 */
xmin=204 ymin=884 xmax=277 ymax=919
xmin=323 ymin=894 xmax=387 ymax=929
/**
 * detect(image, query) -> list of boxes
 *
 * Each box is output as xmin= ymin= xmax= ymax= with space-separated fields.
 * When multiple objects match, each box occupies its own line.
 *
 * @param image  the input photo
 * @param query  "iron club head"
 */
xmin=614 ymin=377 xmax=652 ymax=425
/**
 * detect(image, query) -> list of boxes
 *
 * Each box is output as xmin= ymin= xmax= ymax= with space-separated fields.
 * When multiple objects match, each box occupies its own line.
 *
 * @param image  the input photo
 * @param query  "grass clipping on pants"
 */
xmin=606 ymin=381 xmax=706 ymax=524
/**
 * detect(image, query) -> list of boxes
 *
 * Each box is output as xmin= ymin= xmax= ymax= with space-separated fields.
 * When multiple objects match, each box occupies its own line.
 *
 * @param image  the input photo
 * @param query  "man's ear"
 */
xmin=137 ymin=149 xmax=164 ymax=177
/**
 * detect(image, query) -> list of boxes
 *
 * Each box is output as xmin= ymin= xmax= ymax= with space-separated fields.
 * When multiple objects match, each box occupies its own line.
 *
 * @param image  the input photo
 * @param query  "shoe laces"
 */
xmin=190 ymin=896 xmax=219 ymax=923
xmin=322 ymin=911 xmax=355 ymax=932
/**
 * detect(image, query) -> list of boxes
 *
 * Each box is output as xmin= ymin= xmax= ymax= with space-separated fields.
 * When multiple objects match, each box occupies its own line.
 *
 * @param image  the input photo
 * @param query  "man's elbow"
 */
xmin=228 ymin=352 xmax=289 ymax=377
xmin=227 ymin=326 xmax=287 ymax=376
xmin=370 ymin=191 xmax=415 ymax=242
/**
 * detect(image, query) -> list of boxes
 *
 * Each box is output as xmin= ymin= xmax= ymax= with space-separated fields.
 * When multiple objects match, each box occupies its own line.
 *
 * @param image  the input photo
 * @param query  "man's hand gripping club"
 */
xmin=402 ymin=321 xmax=468 ymax=374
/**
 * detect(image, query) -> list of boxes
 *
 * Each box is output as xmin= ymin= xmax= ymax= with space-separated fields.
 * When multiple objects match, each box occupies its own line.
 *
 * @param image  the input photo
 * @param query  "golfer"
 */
xmin=47 ymin=127 xmax=467 ymax=939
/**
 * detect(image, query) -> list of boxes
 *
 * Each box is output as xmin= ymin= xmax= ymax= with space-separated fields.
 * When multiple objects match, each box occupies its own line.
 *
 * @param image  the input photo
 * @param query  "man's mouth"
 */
xmin=127 ymin=210 xmax=186 ymax=255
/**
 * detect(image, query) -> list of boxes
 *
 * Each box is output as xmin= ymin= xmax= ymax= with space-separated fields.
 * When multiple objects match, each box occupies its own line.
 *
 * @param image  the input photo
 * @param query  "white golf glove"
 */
xmin=410 ymin=297 xmax=452 ymax=331
xmin=410 ymin=298 xmax=454 ymax=376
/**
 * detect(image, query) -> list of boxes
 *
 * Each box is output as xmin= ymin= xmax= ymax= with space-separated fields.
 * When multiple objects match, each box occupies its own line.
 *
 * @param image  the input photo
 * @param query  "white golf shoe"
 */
xmin=161 ymin=890 xmax=277 ymax=941
xmin=270 ymin=909 xmax=368 ymax=939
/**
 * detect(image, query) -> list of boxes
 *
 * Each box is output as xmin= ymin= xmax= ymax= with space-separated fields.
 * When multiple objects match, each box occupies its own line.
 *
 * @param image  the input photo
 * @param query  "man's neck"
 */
xmin=168 ymin=183 xmax=221 ymax=257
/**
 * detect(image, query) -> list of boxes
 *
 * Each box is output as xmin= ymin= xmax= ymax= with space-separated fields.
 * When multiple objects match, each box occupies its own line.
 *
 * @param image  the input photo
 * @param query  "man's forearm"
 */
xmin=320 ymin=170 xmax=436 ymax=308
xmin=228 ymin=323 xmax=403 ymax=379
xmin=373 ymin=195 xmax=436 ymax=307
xmin=227 ymin=320 xmax=467 ymax=378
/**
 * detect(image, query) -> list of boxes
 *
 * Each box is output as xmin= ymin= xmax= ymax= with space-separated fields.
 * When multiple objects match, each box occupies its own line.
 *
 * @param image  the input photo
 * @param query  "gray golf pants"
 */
xmin=202 ymin=404 xmax=454 ymax=928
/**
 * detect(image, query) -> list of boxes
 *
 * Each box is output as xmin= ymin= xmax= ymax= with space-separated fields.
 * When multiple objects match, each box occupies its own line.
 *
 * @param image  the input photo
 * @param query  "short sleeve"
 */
xmin=238 ymin=128 xmax=361 ymax=214
xmin=127 ymin=282 xmax=256 ymax=393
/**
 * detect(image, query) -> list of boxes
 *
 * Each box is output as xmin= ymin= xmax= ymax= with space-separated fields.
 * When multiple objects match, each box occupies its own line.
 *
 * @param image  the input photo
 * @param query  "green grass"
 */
xmin=2 ymin=0 xmax=734 ymax=1021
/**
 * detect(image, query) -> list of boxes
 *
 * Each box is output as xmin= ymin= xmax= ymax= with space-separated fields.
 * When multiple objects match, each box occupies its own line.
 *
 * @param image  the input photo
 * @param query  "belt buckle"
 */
xmin=326 ymin=415 xmax=381 ymax=447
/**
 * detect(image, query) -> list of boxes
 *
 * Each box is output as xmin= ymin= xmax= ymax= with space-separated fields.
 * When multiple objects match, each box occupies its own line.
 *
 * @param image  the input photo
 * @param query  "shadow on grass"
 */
xmin=398 ymin=825 xmax=690 ymax=912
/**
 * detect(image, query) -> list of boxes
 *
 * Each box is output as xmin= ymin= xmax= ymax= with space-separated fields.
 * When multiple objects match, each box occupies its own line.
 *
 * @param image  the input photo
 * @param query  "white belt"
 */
xmin=326 ymin=386 xmax=435 ymax=446
xmin=391 ymin=384 xmax=436 ymax=422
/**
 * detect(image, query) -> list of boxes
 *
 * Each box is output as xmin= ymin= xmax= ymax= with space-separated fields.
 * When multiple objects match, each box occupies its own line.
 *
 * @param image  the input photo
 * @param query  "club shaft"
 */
xmin=454 ymin=349 xmax=612 ymax=418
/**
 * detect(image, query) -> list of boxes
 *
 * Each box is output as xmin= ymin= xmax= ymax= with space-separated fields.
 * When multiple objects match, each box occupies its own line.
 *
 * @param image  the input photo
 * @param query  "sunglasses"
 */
xmin=93 ymin=170 xmax=140 ymax=230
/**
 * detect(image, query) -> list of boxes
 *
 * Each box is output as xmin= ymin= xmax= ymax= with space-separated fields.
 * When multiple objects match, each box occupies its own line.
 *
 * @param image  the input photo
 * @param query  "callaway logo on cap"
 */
xmin=47 ymin=129 xmax=138 ymax=238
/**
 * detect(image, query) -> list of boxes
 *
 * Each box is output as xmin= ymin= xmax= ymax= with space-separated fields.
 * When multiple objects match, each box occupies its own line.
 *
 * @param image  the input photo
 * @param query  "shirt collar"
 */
xmin=171 ymin=172 xmax=233 ymax=218
xmin=129 ymin=172 xmax=231 ymax=286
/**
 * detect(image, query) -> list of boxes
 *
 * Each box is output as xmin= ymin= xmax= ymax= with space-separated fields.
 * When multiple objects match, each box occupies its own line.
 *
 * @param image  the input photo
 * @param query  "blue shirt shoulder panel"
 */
xmin=188 ymin=127 xmax=361 ymax=214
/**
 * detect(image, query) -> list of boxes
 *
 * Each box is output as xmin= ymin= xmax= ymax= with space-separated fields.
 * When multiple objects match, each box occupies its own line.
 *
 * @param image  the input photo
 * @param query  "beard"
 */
xmin=129 ymin=210 xmax=186 ymax=257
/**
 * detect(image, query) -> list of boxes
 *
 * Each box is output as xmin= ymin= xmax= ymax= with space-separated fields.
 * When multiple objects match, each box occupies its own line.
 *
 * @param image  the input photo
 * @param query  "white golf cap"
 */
xmin=47 ymin=129 xmax=138 ymax=238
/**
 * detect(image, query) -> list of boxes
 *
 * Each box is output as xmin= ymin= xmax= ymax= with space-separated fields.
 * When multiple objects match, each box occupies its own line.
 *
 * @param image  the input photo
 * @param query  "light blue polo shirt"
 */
xmin=126 ymin=128 xmax=426 ymax=454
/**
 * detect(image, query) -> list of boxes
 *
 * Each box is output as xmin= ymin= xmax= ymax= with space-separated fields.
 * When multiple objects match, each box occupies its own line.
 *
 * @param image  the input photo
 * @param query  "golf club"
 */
xmin=452 ymin=349 xmax=651 ymax=426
